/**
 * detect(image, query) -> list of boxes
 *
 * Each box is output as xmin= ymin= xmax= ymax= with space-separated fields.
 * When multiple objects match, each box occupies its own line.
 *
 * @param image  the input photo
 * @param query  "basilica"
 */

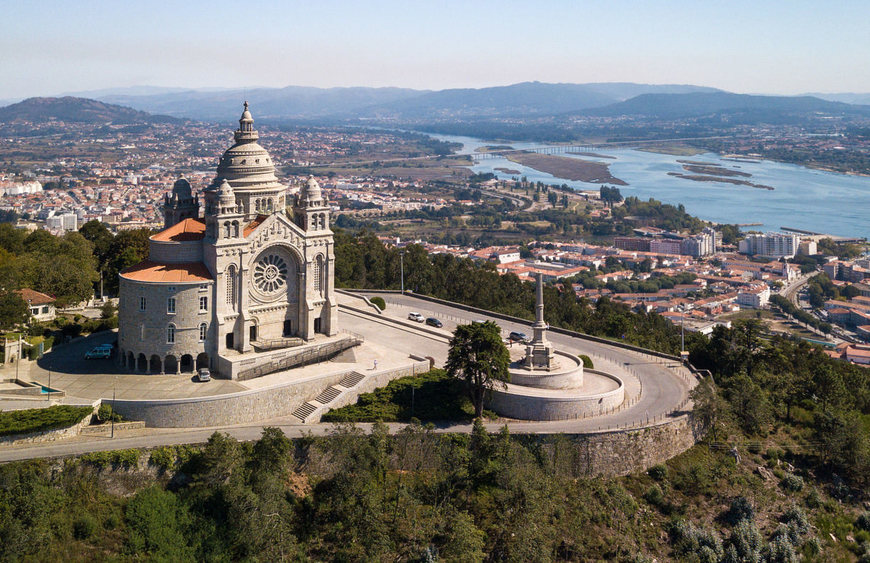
xmin=117 ymin=103 xmax=338 ymax=377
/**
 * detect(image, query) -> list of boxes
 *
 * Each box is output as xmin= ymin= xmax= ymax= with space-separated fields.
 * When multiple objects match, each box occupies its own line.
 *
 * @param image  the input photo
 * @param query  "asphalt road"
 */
xmin=0 ymin=294 xmax=696 ymax=463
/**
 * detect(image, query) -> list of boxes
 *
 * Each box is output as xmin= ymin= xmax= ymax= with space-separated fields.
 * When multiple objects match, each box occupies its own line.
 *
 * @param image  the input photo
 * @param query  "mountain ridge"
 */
xmin=0 ymin=96 xmax=181 ymax=124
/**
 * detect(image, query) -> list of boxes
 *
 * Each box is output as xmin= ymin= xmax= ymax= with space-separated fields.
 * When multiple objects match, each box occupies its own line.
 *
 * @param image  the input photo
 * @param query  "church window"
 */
xmin=226 ymin=265 xmax=237 ymax=309
xmin=232 ymin=221 xmax=239 ymax=237
xmin=253 ymin=253 xmax=288 ymax=295
xmin=139 ymin=297 xmax=146 ymax=311
xmin=199 ymin=323 xmax=207 ymax=342
xmin=167 ymin=297 xmax=176 ymax=314
xmin=314 ymin=255 xmax=323 ymax=295
xmin=167 ymin=324 xmax=175 ymax=344
xmin=199 ymin=296 xmax=208 ymax=312
xmin=140 ymin=324 xmax=145 ymax=341
xmin=224 ymin=222 xmax=231 ymax=238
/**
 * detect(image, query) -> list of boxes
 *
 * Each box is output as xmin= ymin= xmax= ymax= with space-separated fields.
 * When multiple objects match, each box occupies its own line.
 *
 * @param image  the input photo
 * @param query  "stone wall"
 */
xmin=534 ymin=414 xmax=702 ymax=477
xmin=110 ymin=358 xmax=430 ymax=428
xmin=489 ymin=369 xmax=624 ymax=421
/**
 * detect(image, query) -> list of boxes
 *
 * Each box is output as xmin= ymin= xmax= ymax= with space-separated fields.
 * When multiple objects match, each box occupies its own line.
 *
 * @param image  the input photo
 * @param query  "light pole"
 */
xmin=400 ymin=249 xmax=405 ymax=295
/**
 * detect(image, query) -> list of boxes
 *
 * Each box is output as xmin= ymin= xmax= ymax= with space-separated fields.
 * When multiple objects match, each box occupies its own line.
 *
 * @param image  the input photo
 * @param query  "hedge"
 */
xmin=0 ymin=405 xmax=93 ymax=437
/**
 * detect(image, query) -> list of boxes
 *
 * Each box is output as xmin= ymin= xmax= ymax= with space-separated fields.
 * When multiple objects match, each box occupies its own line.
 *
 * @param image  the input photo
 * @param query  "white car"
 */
xmin=408 ymin=312 xmax=425 ymax=322
xmin=196 ymin=368 xmax=211 ymax=382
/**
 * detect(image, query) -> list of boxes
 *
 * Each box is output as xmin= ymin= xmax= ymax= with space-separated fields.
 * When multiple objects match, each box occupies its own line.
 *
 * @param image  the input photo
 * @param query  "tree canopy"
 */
xmin=446 ymin=321 xmax=510 ymax=418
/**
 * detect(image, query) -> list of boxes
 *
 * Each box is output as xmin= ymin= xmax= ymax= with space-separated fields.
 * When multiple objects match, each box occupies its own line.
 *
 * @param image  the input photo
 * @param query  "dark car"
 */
xmin=508 ymin=331 xmax=528 ymax=343
xmin=425 ymin=317 xmax=443 ymax=328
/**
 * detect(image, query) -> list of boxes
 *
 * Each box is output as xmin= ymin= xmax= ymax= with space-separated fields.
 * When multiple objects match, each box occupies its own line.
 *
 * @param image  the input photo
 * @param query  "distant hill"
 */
xmin=91 ymin=82 xmax=721 ymax=122
xmin=587 ymin=91 xmax=870 ymax=119
xmin=353 ymin=82 xmax=722 ymax=120
xmin=0 ymin=97 xmax=180 ymax=124
xmin=98 ymin=86 xmax=427 ymax=122
xmin=807 ymin=92 xmax=870 ymax=106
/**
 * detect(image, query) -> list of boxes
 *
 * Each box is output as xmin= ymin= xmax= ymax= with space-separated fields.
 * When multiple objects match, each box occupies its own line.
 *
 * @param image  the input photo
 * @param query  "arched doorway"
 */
xmin=136 ymin=353 xmax=147 ymax=372
xmin=126 ymin=351 xmax=134 ymax=370
xmin=149 ymin=355 xmax=161 ymax=374
xmin=180 ymin=354 xmax=194 ymax=373
xmin=196 ymin=353 xmax=209 ymax=371
xmin=164 ymin=355 xmax=178 ymax=375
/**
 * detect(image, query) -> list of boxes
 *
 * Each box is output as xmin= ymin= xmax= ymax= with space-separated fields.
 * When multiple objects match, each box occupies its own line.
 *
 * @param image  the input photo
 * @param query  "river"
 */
xmin=427 ymin=133 xmax=869 ymax=238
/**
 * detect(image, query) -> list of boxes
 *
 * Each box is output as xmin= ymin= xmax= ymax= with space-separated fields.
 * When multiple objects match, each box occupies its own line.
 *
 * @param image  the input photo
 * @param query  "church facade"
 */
xmin=118 ymin=103 xmax=338 ymax=376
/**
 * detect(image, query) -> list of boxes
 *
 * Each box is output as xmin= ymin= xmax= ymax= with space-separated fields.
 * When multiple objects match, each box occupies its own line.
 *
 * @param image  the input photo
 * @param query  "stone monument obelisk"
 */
xmin=523 ymin=273 xmax=555 ymax=370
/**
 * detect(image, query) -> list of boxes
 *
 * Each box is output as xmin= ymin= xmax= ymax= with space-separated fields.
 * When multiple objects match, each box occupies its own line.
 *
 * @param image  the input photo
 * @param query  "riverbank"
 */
xmin=506 ymin=152 xmax=627 ymax=185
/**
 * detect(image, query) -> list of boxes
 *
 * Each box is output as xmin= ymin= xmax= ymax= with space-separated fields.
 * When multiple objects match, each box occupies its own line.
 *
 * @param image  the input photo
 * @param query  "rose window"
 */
xmin=253 ymin=254 xmax=288 ymax=294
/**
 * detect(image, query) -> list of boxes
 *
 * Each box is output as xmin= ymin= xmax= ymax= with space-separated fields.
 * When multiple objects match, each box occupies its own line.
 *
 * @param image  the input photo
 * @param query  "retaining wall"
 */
xmin=549 ymin=414 xmax=703 ymax=477
xmin=110 ymin=359 xmax=431 ymax=428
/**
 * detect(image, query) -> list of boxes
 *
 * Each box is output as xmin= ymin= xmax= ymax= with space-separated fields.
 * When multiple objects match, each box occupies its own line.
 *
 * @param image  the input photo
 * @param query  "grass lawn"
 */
xmin=322 ymin=369 xmax=474 ymax=423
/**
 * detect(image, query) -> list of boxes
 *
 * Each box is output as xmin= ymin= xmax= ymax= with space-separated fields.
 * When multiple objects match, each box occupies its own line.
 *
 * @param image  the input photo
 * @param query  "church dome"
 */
xmin=211 ymin=102 xmax=283 ymax=193
xmin=298 ymin=176 xmax=324 ymax=207
xmin=171 ymin=176 xmax=192 ymax=200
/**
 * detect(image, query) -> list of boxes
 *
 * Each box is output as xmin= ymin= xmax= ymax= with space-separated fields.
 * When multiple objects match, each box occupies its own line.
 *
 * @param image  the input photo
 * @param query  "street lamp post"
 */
xmin=400 ymin=249 xmax=405 ymax=295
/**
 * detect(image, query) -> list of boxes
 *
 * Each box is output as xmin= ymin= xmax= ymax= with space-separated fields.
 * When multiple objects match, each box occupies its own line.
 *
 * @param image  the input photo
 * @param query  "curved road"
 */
xmin=0 ymin=293 xmax=695 ymax=463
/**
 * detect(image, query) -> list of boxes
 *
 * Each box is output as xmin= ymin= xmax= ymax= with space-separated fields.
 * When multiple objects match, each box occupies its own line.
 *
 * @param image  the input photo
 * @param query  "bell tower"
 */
xmin=163 ymin=176 xmax=199 ymax=229
xmin=293 ymin=176 xmax=329 ymax=232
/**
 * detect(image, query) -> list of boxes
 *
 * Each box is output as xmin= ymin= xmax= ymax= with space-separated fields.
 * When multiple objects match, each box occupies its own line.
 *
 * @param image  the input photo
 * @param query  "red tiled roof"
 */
xmin=15 ymin=288 xmax=55 ymax=305
xmin=244 ymin=214 xmax=268 ymax=237
xmin=151 ymin=218 xmax=206 ymax=242
xmin=120 ymin=260 xmax=212 ymax=283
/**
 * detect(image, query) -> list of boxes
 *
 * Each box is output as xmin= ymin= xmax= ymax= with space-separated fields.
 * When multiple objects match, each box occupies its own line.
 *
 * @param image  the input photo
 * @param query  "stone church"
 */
xmin=118 ymin=103 xmax=338 ymax=376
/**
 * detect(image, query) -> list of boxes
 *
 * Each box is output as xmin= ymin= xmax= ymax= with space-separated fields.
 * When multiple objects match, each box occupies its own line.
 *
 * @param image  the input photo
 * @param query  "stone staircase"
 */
xmin=290 ymin=370 xmax=367 ymax=423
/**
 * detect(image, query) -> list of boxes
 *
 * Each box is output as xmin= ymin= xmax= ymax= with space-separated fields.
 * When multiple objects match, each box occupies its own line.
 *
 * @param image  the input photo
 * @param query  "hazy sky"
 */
xmin=3 ymin=0 xmax=869 ymax=99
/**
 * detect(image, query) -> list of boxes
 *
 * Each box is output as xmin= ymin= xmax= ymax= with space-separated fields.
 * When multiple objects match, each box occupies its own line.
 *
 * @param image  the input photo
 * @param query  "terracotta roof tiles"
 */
xmin=151 ymin=218 xmax=206 ymax=242
xmin=120 ymin=260 xmax=212 ymax=283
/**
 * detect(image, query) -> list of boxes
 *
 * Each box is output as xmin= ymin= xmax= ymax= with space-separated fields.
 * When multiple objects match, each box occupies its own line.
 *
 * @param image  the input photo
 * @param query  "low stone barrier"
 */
xmin=109 ymin=359 xmax=431 ymax=428
xmin=79 ymin=421 xmax=146 ymax=436
xmin=489 ymin=369 xmax=624 ymax=421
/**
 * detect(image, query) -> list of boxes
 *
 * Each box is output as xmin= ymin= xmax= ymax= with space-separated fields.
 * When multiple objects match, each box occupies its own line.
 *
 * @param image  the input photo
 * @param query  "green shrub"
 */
xmin=857 ymin=512 xmax=870 ymax=532
xmin=72 ymin=514 xmax=99 ymax=540
xmin=781 ymin=505 xmax=810 ymax=544
xmin=805 ymin=488 xmax=821 ymax=509
xmin=370 ymin=296 xmax=386 ymax=311
xmin=125 ymin=485 xmax=193 ymax=559
xmin=0 ymin=405 xmax=93 ymax=437
xmin=724 ymin=496 xmax=755 ymax=525
xmin=149 ymin=447 xmax=176 ymax=471
xmin=648 ymin=464 xmax=668 ymax=481
xmin=97 ymin=403 xmax=122 ymax=423
xmin=80 ymin=449 xmax=140 ymax=470
xmin=780 ymin=473 xmax=804 ymax=492
xmin=643 ymin=484 xmax=665 ymax=507
xmin=579 ymin=354 xmax=594 ymax=369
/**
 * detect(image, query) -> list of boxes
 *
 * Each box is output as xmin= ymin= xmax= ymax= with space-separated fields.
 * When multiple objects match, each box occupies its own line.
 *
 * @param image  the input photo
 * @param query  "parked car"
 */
xmin=408 ymin=312 xmax=425 ymax=322
xmin=508 ymin=331 xmax=528 ymax=343
xmin=425 ymin=317 xmax=443 ymax=328
xmin=196 ymin=368 xmax=211 ymax=382
xmin=84 ymin=347 xmax=111 ymax=360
